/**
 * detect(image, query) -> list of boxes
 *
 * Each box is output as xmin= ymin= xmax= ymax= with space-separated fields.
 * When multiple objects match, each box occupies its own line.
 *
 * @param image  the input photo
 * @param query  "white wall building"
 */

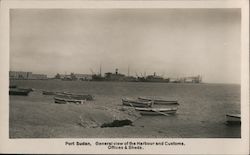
xmin=9 ymin=71 xmax=47 ymax=80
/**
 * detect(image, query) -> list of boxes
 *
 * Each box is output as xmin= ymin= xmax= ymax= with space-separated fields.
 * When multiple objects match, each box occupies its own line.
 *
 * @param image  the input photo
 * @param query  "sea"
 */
xmin=9 ymin=80 xmax=241 ymax=138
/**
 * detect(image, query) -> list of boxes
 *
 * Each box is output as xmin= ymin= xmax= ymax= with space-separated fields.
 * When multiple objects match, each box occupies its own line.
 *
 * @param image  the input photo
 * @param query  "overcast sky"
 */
xmin=10 ymin=9 xmax=241 ymax=84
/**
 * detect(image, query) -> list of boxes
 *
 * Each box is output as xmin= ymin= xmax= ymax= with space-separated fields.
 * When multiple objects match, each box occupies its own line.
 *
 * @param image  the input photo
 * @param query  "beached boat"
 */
xmin=9 ymin=88 xmax=31 ymax=96
xmin=54 ymin=96 xmax=85 ymax=104
xmin=226 ymin=114 xmax=241 ymax=124
xmin=43 ymin=91 xmax=72 ymax=95
xmin=18 ymin=88 xmax=33 ymax=92
xmin=54 ymin=94 xmax=94 ymax=104
xmin=9 ymin=85 xmax=17 ymax=88
xmin=43 ymin=91 xmax=57 ymax=95
xmin=138 ymin=96 xmax=179 ymax=105
xmin=122 ymin=97 xmax=152 ymax=108
xmin=135 ymin=107 xmax=178 ymax=115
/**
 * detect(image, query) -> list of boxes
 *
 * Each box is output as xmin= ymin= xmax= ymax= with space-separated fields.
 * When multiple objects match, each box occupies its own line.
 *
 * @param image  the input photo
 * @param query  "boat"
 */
xmin=54 ymin=96 xmax=85 ymax=104
xmin=54 ymin=94 xmax=94 ymax=104
xmin=226 ymin=114 xmax=241 ymax=124
xmin=121 ymin=97 xmax=152 ymax=108
xmin=135 ymin=107 xmax=178 ymax=115
xmin=43 ymin=91 xmax=72 ymax=95
xmin=138 ymin=96 xmax=179 ymax=105
xmin=18 ymin=88 xmax=33 ymax=92
xmin=9 ymin=88 xmax=31 ymax=96
xmin=43 ymin=91 xmax=57 ymax=95
xmin=9 ymin=85 xmax=17 ymax=88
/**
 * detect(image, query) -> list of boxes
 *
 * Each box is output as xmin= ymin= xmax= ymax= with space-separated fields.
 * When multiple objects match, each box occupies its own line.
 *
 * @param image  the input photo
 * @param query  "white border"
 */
xmin=0 ymin=0 xmax=249 ymax=154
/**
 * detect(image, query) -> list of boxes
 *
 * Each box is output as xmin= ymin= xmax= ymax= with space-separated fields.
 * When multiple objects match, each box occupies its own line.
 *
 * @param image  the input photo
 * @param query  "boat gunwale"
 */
xmin=122 ymin=98 xmax=152 ymax=105
xmin=138 ymin=97 xmax=179 ymax=105
xmin=54 ymin=96 xmax=86 ymax=102
xmin=135 ymin=107 xmax=178 ymax=111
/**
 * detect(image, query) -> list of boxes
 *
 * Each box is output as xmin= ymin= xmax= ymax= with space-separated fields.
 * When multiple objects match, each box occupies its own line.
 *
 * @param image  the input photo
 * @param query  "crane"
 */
xmin=89 ymin=68 xmax=96 ymax=75
xmin=135 ymin=72 xmax=139 ymax=77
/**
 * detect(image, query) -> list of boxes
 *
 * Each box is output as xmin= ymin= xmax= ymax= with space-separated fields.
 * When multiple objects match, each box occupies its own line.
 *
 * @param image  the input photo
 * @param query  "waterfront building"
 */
xmin=9 ymin=71 xmax=32 ymax=79
xmin=74 ymin=74 xmax=92 ymax=81
xmin=180 ymin=75 xmax=202 ymax=83
xmin=9 ymin=71 xmax=47 ymax=80
xmin=54 ymin=73 xmax=92 ymax=81
xmin=29 ymin=74 xmax=47 ymax=80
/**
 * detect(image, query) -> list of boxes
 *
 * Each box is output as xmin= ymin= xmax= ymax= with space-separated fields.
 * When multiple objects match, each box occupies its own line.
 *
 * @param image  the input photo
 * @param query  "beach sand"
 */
xmin=9 ymin=81 xmax=241 ymax=138
xmin=10 ymin=91 xmax=178 ymax=138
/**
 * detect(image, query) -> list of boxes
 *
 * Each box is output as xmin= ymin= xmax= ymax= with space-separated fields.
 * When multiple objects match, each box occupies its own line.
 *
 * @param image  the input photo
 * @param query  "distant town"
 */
xmin=9 ymin=69 xmax=202 ymax=83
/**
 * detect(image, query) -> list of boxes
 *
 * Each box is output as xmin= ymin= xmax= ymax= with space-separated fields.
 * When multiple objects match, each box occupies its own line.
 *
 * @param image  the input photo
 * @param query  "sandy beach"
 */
xmin=10 ymin=92 xmax=177 ymax=138
xmin=9 ymin=80 xmax=241 ymax=138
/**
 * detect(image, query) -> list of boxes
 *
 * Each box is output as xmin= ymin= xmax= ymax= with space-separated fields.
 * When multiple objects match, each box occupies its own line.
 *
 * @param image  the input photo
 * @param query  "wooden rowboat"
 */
xmin=138 ymin=96 xmax=179 ymax=105
xmin=54 ymin=94 xmax=94 ymax=104
xmin=9 ymin=88 xmax=31 ymax=96
xmin=54 ymin=96 xmax=85 ymax=104
xmin=43 ymin=91 xmax=57 ymax=95
xmin=9 ymin=85 xmax=17 ymax=88
xmin=122 ymin=97 xmax=152 ymax=108
xmin=135 ymin=107 xmax=178 ymax=115
xmin=42 ymin=91 xmax=71 ymax=95
xmin=226 ymin=114 xmax=241 ymax=124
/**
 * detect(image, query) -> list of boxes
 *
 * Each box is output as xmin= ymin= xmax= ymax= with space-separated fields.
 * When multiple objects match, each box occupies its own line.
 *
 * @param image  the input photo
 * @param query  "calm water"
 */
xmin=10 ymin=80 xmax=241 ymax=138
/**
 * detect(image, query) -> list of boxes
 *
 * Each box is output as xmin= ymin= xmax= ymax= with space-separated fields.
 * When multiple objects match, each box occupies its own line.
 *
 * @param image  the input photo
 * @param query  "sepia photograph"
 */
xmin=9 ymin=8 xmax=241 ymax=138
xmin=0 ymin=0 xmax=249 ymax=154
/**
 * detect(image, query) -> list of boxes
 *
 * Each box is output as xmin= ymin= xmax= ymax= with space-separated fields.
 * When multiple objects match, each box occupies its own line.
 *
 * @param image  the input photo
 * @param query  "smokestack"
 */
xmin=115 ymin=68 xmax=118 ymax=75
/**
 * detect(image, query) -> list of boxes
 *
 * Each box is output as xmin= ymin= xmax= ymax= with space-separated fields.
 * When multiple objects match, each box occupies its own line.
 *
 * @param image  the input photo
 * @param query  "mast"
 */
xmin=127 ymin=65 xmax=130 ymax=77
xmin=99 ymin=64 xmax=102 ymax=77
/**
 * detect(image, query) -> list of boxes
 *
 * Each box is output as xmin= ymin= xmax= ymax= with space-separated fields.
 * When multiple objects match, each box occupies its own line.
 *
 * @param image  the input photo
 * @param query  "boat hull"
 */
xmin=43 ymin=91 xmax=57 ymax=95
xmin=54 ymin=94 xmax=93 ymax=104
xmin=9 ymin=88 xmax=31 ymax=96
xmin=122 ymin=98 xmax=152 ymax=108
xmin=43 ymin=91 xmax=72 ymax=96
xmin=135 ymin=107 xmax=178 ymax=115
xmin=138 ymin=97 xmax=179 ymax=105
xmin=9 ymin=85 xmax=17 ymax=88
xmin=226 ymin=114 xmax=241 ymax=124
xmin=54 ymin=97 xmax=85 ymax=104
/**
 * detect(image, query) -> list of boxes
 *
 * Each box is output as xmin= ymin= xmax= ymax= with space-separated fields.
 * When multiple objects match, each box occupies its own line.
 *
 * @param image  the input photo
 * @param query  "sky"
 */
xmin=10 ymin=9 xmax=241 ymax=84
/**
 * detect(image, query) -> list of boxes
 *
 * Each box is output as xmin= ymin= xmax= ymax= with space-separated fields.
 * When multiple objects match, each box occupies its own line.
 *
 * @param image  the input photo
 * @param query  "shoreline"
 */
xmin=9 ymin=79 xmax=240 ymax=86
